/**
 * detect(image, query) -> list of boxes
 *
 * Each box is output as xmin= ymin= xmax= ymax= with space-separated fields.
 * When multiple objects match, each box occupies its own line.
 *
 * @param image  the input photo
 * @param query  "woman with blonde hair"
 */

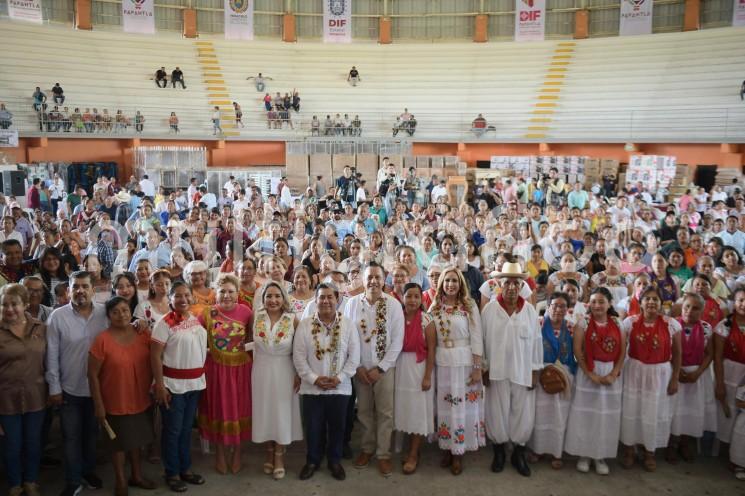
xmin=197 ymin=273 xmax=253 ymax=474
xmin=429 ymin=266 xmax=485 ymax=475
xmin=251 ymin=282 xmax=302 ymax=480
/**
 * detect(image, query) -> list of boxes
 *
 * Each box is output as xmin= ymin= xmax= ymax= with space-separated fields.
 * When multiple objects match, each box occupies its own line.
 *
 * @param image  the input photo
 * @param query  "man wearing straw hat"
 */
xmin=481 ymin=258 xmax=541 ymax=477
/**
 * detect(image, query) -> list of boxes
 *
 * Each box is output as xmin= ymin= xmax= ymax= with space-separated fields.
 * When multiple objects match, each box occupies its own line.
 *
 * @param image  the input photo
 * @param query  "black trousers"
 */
xmin=303 ymin=394 xmax=349 ymax=466
xmin=172 ymin=79 xmax=186 ymax=89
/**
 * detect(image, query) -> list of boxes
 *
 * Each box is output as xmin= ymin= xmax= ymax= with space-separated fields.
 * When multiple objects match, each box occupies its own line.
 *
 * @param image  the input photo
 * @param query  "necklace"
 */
xmin=311 ymin=312 xmax=342 ymax=370
xmin=433 ymin=302 xmax=461 ymax=348
xmin=358 ymin=298 xmax=388 ymax=360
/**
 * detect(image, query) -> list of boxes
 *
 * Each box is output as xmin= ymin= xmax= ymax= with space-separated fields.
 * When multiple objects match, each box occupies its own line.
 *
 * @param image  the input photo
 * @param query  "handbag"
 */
xmin=539 ymin=364 xmax=568 ymax=395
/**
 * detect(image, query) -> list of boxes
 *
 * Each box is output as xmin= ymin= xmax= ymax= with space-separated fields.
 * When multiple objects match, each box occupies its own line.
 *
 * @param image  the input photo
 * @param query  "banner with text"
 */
xmin=0 ymin=131 xmax=20 ymax=148
xmin=8 ymin=0 xmax=43 ymax=24
xmin=734 ymin=0 xmax=745 ymax=27
xmin=323 ymin=0 xmax=352 ymax=43
xmin=619 ymin=0 xmax=653 ymax=36
xmin=122 ymin=0 xmax=155 ymax=35
xmin=514 ymin=0 xmax=546 ymax=42
xmin=225 ymin=0 xmax=254 ymax=40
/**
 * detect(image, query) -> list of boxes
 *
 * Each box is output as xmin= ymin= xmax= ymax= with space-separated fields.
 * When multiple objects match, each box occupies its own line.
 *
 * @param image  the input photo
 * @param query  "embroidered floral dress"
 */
xmin=430 ymin=302 xmax=486 ymax=454
xmin=251 ymin=310 xmax=302 ymax=444
xmin=197 ymin=304 xmax=253 ymax=445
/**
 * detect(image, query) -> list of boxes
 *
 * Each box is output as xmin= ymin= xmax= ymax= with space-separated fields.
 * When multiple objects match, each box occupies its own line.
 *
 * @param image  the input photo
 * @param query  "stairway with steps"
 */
xmin=194 ymin=40 xmax=240 ymax=137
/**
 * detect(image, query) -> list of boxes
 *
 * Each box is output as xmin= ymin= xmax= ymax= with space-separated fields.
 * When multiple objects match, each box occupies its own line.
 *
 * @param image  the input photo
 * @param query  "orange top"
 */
xmin=89 ymin=330 xmax=153 ymax=415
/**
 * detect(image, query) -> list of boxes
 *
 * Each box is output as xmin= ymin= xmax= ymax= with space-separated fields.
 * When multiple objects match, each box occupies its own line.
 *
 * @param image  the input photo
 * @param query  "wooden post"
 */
xmin=379 ymin=17 xmax=392 ymax=44
xmin=283 ymin=14 xmax=297 ymax=42
xmin=75 ymin=0 xmax=92 ymax=30
xmin=574 ymin=10 xmax=589 ymax=39
xmin=183 ymin=8 xmax=197 ymax=38
xmin=474 ymin=14 xmax=488 ymax=43
xmin=683 ymin=0 xmax=701 ymax=32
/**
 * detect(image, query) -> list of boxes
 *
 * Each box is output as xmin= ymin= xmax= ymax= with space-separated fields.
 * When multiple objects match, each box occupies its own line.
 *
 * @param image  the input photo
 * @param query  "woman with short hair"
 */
xmin=88 ymin=296 xmax=156 ymax=495
xmin=0 ymin=284 xmax=47 ymax=496
xmin=197 ymin=273 xmax=253 ymax=475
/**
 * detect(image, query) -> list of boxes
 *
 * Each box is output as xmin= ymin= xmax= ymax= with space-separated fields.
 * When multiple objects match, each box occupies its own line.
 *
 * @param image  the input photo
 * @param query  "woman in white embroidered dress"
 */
xmin=429 ymin=266 xmax=485 ymax=476
xmin=251 ymin=282 xmax=302 ymax=480
xmin=395 ymin=283 xmax=436 ymax=475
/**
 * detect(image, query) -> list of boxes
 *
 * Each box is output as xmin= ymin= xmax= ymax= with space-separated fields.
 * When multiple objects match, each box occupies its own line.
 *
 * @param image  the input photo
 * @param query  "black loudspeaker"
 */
xmin=3 ymin=171 xmax=27 ymax=197
xmin=476 ymin=160 xmax=491 ymax=169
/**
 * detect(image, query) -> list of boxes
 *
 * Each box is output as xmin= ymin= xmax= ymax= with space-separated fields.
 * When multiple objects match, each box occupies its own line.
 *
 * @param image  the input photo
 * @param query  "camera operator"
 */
xmin=545 ymin=167 xmax=566 ymax=208
xmin=335 ymin=165 xmax=357 ymax=207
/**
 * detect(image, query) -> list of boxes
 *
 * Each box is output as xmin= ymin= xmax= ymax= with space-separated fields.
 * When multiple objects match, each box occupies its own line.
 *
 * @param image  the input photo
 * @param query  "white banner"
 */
xmin=323 ymin=0 xmax=352 ymax=43
xmin=514 ymin=0 xmax=546 ymax=42
xmin=619 ymin=0 xmax=653 ymax=36
xmin=8 ymin=0 xmax=43 ymax=24
xmin=122 ymin=0 xmax=155 ymax=35
xmin=224 ymin=0 xmax=254 ymax=40
xmin=0 ymin=130 xmax=19 ymax=148
xmin=734 ymin=0 xmax=745 ymax=27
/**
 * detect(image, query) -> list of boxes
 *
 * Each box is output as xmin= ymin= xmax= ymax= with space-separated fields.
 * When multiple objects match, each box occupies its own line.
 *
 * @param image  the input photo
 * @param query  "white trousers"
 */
xmin=485 ymin=379 xmax=535 ymax=445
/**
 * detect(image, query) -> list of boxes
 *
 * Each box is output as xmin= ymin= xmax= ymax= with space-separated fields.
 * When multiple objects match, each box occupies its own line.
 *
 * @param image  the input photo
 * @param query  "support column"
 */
xmin=474 ymin=14 xmax=488 ymax=43
xmin=183 ymin=8 xmax=197 ymax=38
xmin=379 ymin=17 xmax=392 ymax=44
xmin=721 ymin=143 xmax=743 ymax=168
xmin=75 ymin=0 xmax=92 ymax=30
xmin=683 ymin=0 xmax=701 ymax=31
xmin=283 ymin=14 xmax=297 ymax=42
xmin=574 ymin=9 xmax=589 ymax=39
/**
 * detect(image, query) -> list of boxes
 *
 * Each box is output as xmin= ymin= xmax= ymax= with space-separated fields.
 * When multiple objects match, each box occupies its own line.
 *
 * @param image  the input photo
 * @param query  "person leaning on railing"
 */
xmin=0 ymin=103 xmax=13 ymax=129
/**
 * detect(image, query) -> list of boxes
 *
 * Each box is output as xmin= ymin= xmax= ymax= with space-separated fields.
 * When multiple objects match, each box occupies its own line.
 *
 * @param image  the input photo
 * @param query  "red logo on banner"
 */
xmin=520 ymin=10 xmax=542 ymax=21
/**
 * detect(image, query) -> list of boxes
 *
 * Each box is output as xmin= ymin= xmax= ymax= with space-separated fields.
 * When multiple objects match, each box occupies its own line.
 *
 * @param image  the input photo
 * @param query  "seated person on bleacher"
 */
xmin=323 ymin=115 xmax=334 ymax=135
xmin=472 ymin=114 xmax=487 ymax=136
xmin=351 ymin=115 xmax=362 ymax=136
xmin=310 ymin=116 xmax=321 ymax=136
xmin=154 ymin=67 xmax=167 ymax=88
xmin=0 ymin=104 xmax=14 ymax=130
xmin=171 ymin=67 xmax=186 ymax=89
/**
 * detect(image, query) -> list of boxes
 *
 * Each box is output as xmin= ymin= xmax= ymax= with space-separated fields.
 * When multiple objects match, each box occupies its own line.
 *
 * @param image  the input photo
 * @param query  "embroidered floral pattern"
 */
xmin=254 ymin=312 xmax=293 ymax=346
xmin=433 ymin=303 xmax=468 ymax=344
xmin=465 ymin=389 xmax=482 ymax=403
xmin=453 ymin=427 xmax=465 ymax=445
xmin=438 ymin=422 xmax=451 ymax=440
xmin=443 ymin=393 xmax=463 ymax=406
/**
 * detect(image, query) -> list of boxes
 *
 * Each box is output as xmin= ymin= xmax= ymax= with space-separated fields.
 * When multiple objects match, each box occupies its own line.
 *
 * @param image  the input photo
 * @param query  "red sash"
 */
xmin=629 ymin=315 xmax=672 ymax=364
xmin=402 ymin=310 xmax=427 ymax=363
xmin=628 ymin=296 xmax=641 ymax=317
xmin=163 ymin=366 xmax=204 ymax=379
xmin=702 ymin=297 xmax=723 ymax=329
xmin=677 ymin=318 xmax=705 ymax=367
xmin=724 ymin=315 xmax=745 ymax=364
xmin=584 ymin=317 xmax=622 ymax=372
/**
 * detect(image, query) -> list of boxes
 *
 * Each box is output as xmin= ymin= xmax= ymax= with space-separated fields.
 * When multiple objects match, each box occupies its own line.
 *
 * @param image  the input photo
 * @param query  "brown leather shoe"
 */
xmin=450 ymin=455 xmax=463 ymax=476
xmin=378 ymin=458 xmax=393 ymax=477
xmin=354 ymin=452 xmax=373 ymax=469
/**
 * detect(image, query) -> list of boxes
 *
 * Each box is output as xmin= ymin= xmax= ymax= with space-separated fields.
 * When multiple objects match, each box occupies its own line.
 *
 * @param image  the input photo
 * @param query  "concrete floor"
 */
xmin=27 ymin=434 xmax=745 ymax=496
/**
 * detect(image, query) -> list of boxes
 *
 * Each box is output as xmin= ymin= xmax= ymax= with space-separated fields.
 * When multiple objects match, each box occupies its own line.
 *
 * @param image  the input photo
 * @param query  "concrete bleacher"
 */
xmin=0 ymin=21 xmax=211 ymax=137
xmin=1 ymin=20 xmax=744 ymax=142
xmin=555 ymin=27 xmax=745 ymax=142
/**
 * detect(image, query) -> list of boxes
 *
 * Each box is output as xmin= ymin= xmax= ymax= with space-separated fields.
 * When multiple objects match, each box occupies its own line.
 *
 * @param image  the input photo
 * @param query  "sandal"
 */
xmin=403 ymin=453 xmax=418 ymax=475
xmin=165 ymin=478 xmax=187 ymax=493
xmin=179 ymin=473 xmax=205 ymax=485
xmin=273 ymin=446 xmax=286 ymax=480
xmin=264 ymin=445 xmax=275 ymax=475
xmin=527 ymin=452 xmax=541 ymax=464
xmin=550 ymin=457 xmax=563 ymax=470
xmin=643 ymin=452 xmax=657 ymax=472
xmin=450 ymin=455 xmax=463 ymax=476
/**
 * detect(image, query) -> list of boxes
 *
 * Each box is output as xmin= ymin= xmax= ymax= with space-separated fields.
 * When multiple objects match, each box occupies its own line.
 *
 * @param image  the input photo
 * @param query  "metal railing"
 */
xmin=3 ymin=100 xmax=744 ymax=142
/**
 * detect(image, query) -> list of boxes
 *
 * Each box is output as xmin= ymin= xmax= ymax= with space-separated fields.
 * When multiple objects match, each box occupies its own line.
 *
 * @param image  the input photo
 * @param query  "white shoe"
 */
xmin=576 ymin=457 xmax=590 ymax=473
xmin=595 ymin=459 xmax=610 ymax=475
xmin=735 ymin=468 xmax=745 ymax=481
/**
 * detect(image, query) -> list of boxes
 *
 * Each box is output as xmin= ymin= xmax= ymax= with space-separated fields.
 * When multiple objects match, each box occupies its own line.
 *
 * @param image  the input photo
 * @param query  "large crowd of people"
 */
xmin=2 ymin=163 xmax=745 ymax=496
